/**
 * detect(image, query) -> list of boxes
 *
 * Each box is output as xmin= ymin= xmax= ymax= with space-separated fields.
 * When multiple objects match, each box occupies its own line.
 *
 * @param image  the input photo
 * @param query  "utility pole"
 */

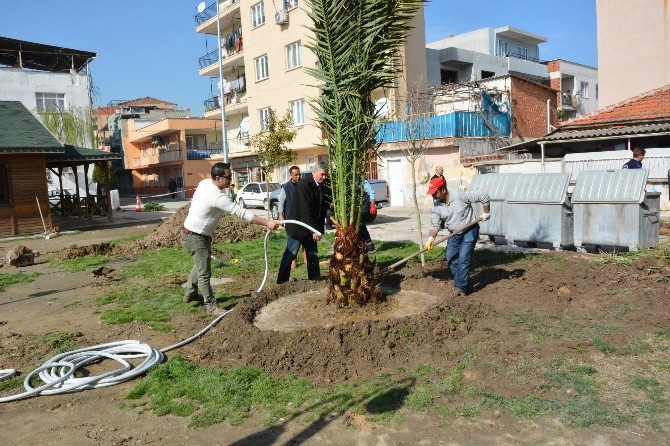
xmin=216 ymin=0 xmax=229 ymax=163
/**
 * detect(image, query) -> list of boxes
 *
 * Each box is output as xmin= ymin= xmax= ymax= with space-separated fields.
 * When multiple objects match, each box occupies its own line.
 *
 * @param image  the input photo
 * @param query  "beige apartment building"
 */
xmin=194 ymin=0 xmax=426 ymax=184
xmin=597 ymin=0 xmax=670 ymax=107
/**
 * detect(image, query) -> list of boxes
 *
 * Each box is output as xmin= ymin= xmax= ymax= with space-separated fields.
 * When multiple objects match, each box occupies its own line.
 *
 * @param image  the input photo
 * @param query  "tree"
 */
xmin=397 ymin=79 xmax=436 ymax=266
xmin=306 ymin=0 xmax=426 ymax=307
xmin=39 ymin=107 xmax=96 ymax=149
xmin=92 ymin=161 xmax=116 ymax=193
xmin=250 ymin=108 xmax=297 ymax=216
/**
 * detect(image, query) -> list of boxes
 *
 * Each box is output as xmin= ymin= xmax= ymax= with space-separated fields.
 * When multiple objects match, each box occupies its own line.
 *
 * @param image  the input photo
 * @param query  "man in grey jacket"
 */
xmin=423 ymin=177 xmax=490 ymax=297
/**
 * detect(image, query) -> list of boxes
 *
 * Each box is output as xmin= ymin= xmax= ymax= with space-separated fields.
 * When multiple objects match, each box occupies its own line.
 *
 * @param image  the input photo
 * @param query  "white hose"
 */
xmin=0 ymin=220 xmax=323 ymax=403
xmin=256 ymin=219 xmax=333 ymax=293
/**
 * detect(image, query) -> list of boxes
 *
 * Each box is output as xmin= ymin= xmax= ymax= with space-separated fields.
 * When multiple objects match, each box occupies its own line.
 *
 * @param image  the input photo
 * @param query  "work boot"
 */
xmin=207 ymin=305 xmax=226 ymax=316
xmin=366 ymin=242 xmax=377 ymax=253
xmin=454 ymin=288 xmax=467 ymax=297
xmin=183 ymin=293 xmax=201 ymax=303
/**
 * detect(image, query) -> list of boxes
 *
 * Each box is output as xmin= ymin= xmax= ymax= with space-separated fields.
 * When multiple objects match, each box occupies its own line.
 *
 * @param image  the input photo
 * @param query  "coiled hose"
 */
xmin=0 ymin=219 xmax=326 ymax=403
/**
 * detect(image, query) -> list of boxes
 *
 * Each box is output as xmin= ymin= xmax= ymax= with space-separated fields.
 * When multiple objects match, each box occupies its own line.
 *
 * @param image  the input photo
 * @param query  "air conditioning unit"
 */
xmin=275 ymin=9 xmax=289 ymax=25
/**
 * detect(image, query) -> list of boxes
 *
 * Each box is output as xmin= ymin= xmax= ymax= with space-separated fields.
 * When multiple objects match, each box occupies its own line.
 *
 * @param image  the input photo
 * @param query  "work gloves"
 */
xmin=424 ymin=236 xmax=435 ymax=251
xmin=480 ymin=212 xmax=490 ymax=221
xmin=370 ymin=202 xmax=377 ymax=217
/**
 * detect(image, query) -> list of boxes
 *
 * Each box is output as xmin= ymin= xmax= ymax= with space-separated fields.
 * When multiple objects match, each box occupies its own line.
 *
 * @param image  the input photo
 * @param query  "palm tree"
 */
xmin=305 ymin=0 xmax=426 ymax=307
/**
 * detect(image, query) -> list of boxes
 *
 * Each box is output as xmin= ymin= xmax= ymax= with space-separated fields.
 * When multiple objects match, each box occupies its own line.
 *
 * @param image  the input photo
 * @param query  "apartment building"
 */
xmin=93 ymin=97 xmax=239 ymax=198
xmin=194 ymin=0 xmax=427 ymax=185
xmin=426 ymin=26 xmax=548 ymax=86
xmin=547 ymin=59 xmax=598 ymax=121
xmin=0 ymin=36 xmax=96 ymax=124
xmin=597 ymin=0 xmax=670 ymax=107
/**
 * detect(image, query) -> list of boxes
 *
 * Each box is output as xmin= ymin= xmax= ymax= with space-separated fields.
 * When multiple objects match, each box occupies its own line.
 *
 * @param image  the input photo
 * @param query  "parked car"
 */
xmin=48 ymin=188 xmax=75 ymax=205
xmin=236 ymin=182 xmax=280 ymax=209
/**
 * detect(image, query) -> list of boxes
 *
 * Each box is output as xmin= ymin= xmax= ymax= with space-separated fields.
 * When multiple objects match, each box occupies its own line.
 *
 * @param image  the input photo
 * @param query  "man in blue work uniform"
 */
xmin=622 ymin=147 xmax=645 ymax=169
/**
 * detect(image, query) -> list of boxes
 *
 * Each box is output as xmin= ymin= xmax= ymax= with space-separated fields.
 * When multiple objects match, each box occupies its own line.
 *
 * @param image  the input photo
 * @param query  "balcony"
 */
xmin=208 ymin=134 xmax=251 ymax=156
xmin=376 ymin=111 xmax=511 ymax=144
xmin=195 ymin=0 xmax=241 ymax=34
xmin=203 ymin=89 xmax=248 ymax=118
xmin=198 ymin=43 xmax=243 ymax=76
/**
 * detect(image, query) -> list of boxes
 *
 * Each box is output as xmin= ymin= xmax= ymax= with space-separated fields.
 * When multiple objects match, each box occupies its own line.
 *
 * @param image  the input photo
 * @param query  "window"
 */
xmin=35 ymin=93 xmax=65 ymax=112
xmin=285 ymin=41 xmax=302 ymax=70
xmin=251 ymin=2 xmax=265 ymax=28
xmin=580 ymin=82 xmax=589 ymax=99
xmin=259 ymin=107 xmax=270 ymax=131
xmin=440 ymin=69 xmax=457 ymax=84
xmin=255 ymin=54 xmax=269 ymax=81
xmin=0 ymin=163 xmax=9 ymax=204
xmin=481 ymin=70 xmax=495 ymax=79
xmin=498 ymin=40 xmax=509 ymax=56
xmin=186 ymin=135 xmax=206 ymax=151
xmin=595 ymin=83 xmax=599 ymax=99
xmin=290 ymin=99 xmax=305 ymax=126
xmin=284 ymin=0 xmax=298 ymax=10
xmin=517 ymin=46 xmax=528 ymax=59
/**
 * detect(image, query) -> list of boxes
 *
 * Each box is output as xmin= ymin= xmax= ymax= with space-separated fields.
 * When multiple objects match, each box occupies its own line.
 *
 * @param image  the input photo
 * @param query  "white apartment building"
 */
xmin=0 ymin=37 xmax=96 ymax=131
xmin=426 ymin=26 xmax=548 ymax=86
xmin=194 ymin=0 xmax=427 ymax=183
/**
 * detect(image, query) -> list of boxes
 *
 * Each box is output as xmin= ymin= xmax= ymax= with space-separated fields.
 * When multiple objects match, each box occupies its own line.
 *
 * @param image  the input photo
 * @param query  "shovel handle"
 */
xmin=382 ymin=217 xmax=484 ymax=273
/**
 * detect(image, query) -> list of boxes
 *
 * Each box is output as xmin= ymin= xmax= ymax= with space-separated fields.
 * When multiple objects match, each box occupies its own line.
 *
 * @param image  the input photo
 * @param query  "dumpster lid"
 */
xmin=506 ymin=173 xmax=571 ymax=204
xmin=469 ymin=173 xmax=518 ymax=200
xmin=572 ymin=169 xmax=649 ymax=204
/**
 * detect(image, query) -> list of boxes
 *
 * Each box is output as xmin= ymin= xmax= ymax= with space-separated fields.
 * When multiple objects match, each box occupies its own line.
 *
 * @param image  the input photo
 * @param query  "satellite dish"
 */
xmin=197 ymin=2 xmax=206 ymax=13
xmin=240 ymin=117 xmax=250 ymax=133
xmin=374 ymin=98 xmax=390 ymax=117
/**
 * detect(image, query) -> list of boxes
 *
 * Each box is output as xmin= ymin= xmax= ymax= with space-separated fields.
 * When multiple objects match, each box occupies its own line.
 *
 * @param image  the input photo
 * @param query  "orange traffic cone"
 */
xmin=135 ymin=196 xmax=142 ymax=212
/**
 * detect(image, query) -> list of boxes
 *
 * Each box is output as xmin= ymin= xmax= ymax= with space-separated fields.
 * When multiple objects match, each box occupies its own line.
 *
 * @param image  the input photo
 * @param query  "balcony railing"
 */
xmin=496 ymin=51 xmax=542 ymax=63
xmin=376 ymin=111 xmax=511 ymax=143
xmin=208 ymin=135 xmax=251 ymax=155
xmin=194 ymin=0 xmax=240 ymax=25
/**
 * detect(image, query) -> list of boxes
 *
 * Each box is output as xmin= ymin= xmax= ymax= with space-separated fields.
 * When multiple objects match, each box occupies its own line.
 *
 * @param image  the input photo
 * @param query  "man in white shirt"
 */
xmin=183 ymin=162 xmax=279 ymax=315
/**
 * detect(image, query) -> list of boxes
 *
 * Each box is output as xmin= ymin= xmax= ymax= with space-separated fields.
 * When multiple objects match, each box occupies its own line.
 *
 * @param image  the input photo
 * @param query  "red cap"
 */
xmin=426 ymin=177 xmax=446 ymax=195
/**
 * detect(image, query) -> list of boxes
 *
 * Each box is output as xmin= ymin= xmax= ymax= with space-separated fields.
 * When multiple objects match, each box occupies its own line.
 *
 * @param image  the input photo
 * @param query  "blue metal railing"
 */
xmin=194 ymin=0 xmax=241 ymax=25
xmin=376 ymin=111 xmax=511 ymax=143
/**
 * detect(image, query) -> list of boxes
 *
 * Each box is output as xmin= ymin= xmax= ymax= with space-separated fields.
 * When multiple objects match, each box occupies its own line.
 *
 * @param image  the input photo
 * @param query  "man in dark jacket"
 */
xmin=622 ymin=147 xmax=645 ymax=169
xmin=277 ymin=161 xmax=329 ymax=283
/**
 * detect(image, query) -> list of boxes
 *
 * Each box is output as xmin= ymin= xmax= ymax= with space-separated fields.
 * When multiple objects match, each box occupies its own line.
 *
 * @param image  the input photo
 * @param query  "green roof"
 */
xmin=46 ymin=145 xmax=121 ymax=164
xmin=0 ymin=101 xmax=64 ymax=153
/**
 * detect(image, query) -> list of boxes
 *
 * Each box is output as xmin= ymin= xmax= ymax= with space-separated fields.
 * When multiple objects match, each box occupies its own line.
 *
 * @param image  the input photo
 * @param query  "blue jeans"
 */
xmin=182 ymin=232 xmax=217 ymax=308
xmin=277 ymin=235 xmax=320 ymax=284
xmin=445 ymin=225 xmax=479 ymax=293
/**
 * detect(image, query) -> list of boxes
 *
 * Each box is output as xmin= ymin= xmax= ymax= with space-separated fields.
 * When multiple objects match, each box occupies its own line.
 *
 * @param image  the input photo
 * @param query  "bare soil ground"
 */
xmin=1 ymin=214 xmax=670 ymax=445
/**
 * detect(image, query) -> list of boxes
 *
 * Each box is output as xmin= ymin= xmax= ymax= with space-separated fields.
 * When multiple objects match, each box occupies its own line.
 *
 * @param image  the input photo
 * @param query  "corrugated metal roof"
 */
xmin=540 ymin=123 xmax=670 ymax=143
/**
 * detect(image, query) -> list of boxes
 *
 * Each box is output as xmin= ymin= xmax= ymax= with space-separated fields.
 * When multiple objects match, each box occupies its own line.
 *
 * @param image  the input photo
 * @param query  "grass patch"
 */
xmin=0 ymin=271 xmax=37 ymax=291
xmin=126 ymin=357 xmax=415 ymax=427
xmin=54 ymin=256 xmax=108 ymax=272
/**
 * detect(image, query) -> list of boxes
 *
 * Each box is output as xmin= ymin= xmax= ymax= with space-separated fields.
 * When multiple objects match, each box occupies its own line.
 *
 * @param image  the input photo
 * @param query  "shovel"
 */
xmin=379 ymin=216 xmax=484 ymax=274
xmin=35 ymin=195 xmax=50 ymax=239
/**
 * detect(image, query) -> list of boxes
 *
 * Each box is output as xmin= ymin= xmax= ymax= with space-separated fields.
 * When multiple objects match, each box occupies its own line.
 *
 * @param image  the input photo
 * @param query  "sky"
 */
xmin=0 ymin=1 xmax=597 ymax=117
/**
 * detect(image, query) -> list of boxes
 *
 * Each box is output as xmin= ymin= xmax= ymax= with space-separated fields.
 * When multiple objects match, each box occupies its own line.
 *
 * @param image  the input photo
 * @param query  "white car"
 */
xmin=236 ymin=182 xmax=280 ymax=209
xmin=48 ymin=188 xmax=75 ymax=205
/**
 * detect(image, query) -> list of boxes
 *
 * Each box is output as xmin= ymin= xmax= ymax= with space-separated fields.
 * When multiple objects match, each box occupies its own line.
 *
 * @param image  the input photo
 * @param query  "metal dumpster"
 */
xmin=572 ymin=169 xmax=660 ymax=251
xmin=505 ymin=173 xmax=573 ymax=249
xmin=469 ymin=173 xmax=518 ymax=241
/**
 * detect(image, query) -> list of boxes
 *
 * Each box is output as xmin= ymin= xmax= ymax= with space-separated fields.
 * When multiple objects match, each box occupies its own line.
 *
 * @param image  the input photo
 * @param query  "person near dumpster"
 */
xmin=182 ymin=162 xmax=280 ymax=315
xmin=359 ymin=179 xmax=377 ymax=253
xmin=423 ymin=177 xmax=490 ymax=297
xmin=277 ymin=161 xmax=329 ymax=284
xmin=278 ymin=165 xmax=306 ymax=268
xmin=622 ymin=147 xmax=645 ymax=169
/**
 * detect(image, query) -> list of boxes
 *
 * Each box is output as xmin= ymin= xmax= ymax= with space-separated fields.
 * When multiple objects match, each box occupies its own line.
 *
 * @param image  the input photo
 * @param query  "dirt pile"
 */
xmin=53 ymin=205 xmax=267 ymax=260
